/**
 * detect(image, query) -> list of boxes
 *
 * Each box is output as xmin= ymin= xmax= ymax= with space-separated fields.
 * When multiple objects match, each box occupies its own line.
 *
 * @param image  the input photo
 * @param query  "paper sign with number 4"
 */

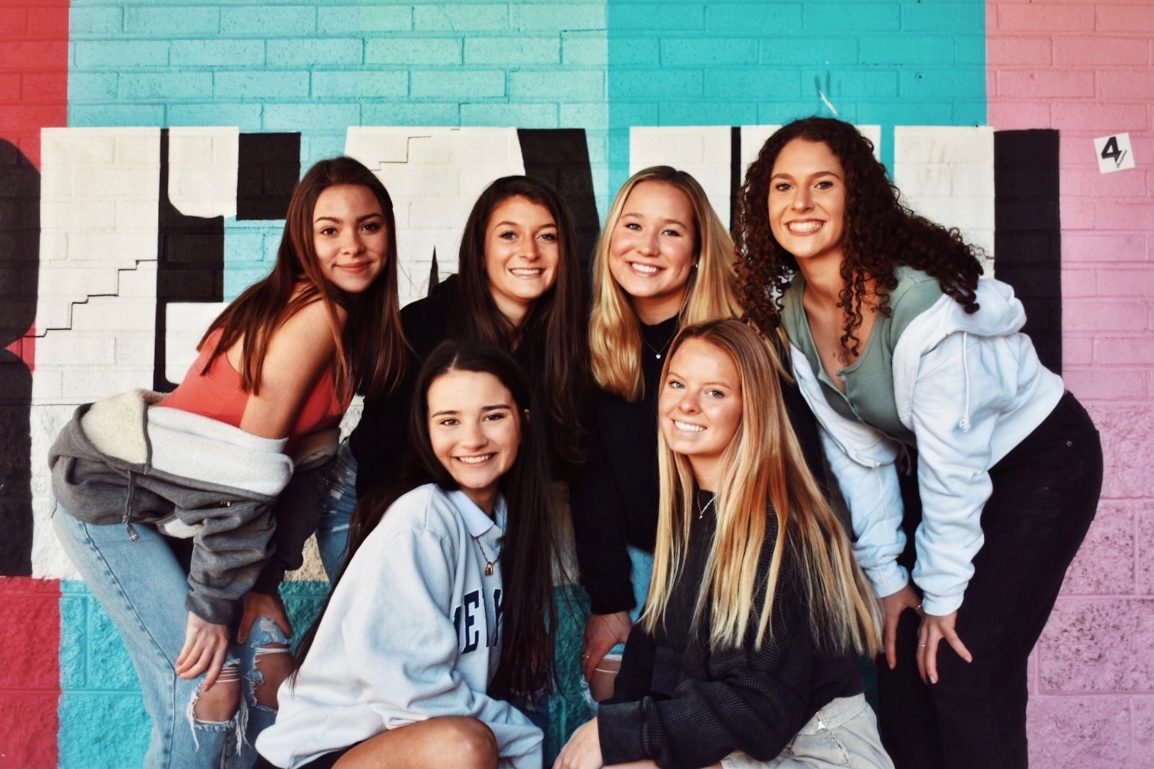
xmin=1094 ymin=133 xmax=1136 ymax=174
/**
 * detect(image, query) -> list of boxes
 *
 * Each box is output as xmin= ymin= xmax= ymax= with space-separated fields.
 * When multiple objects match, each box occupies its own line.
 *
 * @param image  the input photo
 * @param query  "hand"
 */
xmin=917 ymin=609 xmax=973 ymax=685
xmin=237 ymin=590 xmax=292 ymax=644
xmin=175 ymin=612 xmax=231 ymax=689
xmin=879 ymin=584 xmax=923 ymax=670
xmin=553 ymin=717 xmax=602 ymax=769
xmin=582 ymin=612 xmax=632 ymax=682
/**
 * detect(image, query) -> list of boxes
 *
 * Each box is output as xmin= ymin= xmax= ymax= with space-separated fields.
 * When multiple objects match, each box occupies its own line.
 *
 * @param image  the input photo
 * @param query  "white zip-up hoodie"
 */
xmin=791 ymin=276 xmax=1064 ymax=615
xmin=256 ymin=484 xmax=542 ymax=769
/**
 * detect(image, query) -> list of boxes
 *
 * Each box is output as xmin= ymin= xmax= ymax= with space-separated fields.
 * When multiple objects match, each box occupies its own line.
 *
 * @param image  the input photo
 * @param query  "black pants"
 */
xmin=877 ymin=392 xmax=1102 ymax=769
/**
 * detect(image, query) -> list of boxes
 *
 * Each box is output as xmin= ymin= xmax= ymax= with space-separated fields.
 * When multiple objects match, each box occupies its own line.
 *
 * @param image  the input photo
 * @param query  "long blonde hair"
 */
xmin=642 ymin=319 xmax=880 ymax=654
xmin=589 ymin=167 xmax=742 ymax=401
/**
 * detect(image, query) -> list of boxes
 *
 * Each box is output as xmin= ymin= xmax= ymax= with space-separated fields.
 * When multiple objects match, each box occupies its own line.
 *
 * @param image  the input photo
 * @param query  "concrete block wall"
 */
xmin=0 ymin=1 xmax=1150 ymax=767
xmin=986 ymin=3 xmax=1154 ymax=768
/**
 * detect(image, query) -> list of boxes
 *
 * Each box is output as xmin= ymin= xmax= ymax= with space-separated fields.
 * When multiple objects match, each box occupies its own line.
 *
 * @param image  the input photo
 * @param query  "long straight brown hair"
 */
xmin=451 ymin=175 xmax=590 ymax=471
xmin=294 ymin=341 xmax=557 ymax=699
xmin=200 ymin=157 xmax=406 ymax=400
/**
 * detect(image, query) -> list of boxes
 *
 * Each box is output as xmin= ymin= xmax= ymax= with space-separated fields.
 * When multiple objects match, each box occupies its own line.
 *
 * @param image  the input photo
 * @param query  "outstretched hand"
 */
xmin=917 ymin=609 xmax=973 ymax=685
xmin=175 ymin=612 xmax=230 ymax=689
xmin=582 ymin=611 xmax=632 ymax=682
xmin=553 ymin=717 xmax=603 ymax=769
xmin=879 ymin=584 xmax=923 ymax=670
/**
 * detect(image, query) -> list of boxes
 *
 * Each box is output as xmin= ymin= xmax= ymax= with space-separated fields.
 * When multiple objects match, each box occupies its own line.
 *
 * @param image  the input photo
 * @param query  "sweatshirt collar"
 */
xmin=447 ymin=489 xmax=508 ymax=537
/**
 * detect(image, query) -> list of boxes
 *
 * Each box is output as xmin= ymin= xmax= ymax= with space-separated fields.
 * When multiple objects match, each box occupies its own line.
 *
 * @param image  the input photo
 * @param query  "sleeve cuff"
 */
xmin=598 ymin=700 xmax=648 ymax=765
xmin=920 ymin=591 xmax=963 ymax=616
xmin=867 ymin=563 xmax=909 ymax=599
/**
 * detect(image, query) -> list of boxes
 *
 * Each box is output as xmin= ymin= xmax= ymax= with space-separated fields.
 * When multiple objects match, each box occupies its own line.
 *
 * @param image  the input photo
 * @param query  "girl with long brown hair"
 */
xmin=49 ymin=157 xmax=405 ymax=768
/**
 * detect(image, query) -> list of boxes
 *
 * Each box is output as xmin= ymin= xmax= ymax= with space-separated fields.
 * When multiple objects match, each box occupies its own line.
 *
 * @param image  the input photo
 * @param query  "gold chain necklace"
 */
xmin=475 ymin=537 xmax=500 ymax=576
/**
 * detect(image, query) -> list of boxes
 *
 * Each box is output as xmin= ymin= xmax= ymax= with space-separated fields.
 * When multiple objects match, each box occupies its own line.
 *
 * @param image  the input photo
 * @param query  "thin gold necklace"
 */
xmin=697 ymin=495 xmax=716 ymax=520
xmin=475 ymin=537 xmax=499 ymax=576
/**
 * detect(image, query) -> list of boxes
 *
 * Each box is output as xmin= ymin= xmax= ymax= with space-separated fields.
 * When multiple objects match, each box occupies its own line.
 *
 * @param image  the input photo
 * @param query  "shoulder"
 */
xmin=377 ymin=483 xmax=464 ymax=538
xmin=888 ymin=267 xmax=942 ymax=320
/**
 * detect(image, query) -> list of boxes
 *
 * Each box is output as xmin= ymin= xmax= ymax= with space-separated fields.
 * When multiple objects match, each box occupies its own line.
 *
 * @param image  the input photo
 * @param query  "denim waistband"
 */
xmin=797 ymin=693 xmax=870 ymax=733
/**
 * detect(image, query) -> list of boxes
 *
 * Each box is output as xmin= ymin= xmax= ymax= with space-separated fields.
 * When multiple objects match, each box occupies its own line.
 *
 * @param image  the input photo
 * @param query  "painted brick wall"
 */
xmin=987 ymin=2 xmax=1154 ymax=768
xmin=0 ymin=1 xmax=1151 ymax=768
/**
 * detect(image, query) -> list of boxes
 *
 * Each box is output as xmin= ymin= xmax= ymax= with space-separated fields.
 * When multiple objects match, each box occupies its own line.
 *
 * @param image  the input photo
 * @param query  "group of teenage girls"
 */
xmin=49 ymin=117 xmax=1102 ymax=769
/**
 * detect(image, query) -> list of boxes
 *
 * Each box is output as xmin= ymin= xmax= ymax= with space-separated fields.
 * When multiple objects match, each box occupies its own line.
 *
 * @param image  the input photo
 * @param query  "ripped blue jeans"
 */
xmin=53 ymin=507 xmax=290 ymax=769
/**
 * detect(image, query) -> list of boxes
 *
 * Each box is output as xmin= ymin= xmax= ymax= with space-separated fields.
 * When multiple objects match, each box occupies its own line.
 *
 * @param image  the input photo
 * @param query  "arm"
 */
xmin=597 ymin=594 xmax=815 ymax=769
xmin=570 ymin=424 xmax=637 ymax=678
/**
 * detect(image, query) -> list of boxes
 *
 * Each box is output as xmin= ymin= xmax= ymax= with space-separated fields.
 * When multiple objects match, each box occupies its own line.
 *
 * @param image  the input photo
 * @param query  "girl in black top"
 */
xmin=322 ymin=176 xmax=589 ymax=572
xmin=571 ymin=167 xmax=825 ymax=681
xmin=556 ymin=319 xmax=890 ymax=769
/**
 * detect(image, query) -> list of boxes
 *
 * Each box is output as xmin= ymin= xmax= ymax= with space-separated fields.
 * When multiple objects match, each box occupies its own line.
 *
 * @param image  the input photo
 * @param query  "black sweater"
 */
xmin=570 ymin=318 xmax=828 ymax=615
xmin=597 ymin=492 xmax=863 ymax=769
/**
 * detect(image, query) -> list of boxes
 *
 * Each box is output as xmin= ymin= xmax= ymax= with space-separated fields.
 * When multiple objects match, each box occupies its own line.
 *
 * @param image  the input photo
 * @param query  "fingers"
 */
xmin=942 ymin=625 xmax=974 ymax=666
xmin=581 ymin=640 xmax=609 ymax=682
xmin=884 ymin=612 xmax=898 ymax=670
xmin=200 ymin=649 xmax=227 ymax=691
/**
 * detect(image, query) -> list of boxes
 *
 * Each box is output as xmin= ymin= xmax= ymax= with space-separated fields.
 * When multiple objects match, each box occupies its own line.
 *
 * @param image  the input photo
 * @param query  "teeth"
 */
xmin=510 ymin=268 xmax=543 ymax=277
xmin=631 ymin=263 xmax=658 ymax=275
xmin=673 ymin=420 xmax=705 ymax=433
xmin=788 ymin=221 xmax=822 ymax=234
xmin=456 ymin=454 xmax=494 ymax=465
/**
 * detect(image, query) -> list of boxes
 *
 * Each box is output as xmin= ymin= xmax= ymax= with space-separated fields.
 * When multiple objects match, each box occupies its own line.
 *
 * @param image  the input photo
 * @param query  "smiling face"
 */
xmin=607 ymin=181 xmax=698 ymax=325
xmin=767 ymin=138 xmax=848 ymax=273
xmin=312 ymin=184 xmax=389 ymax=294
xmin=427 ymin=369 xmax=523 ymax=515
xmin=659 ymin=337 xmax=743 ymax=491
xmin=483 ymin=195 xmax=560 ymax=327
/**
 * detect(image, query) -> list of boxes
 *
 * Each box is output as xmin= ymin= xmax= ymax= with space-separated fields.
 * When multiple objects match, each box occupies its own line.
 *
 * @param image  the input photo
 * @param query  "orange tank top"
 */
xmin=160 ymin=327 xmax=350 ymax=446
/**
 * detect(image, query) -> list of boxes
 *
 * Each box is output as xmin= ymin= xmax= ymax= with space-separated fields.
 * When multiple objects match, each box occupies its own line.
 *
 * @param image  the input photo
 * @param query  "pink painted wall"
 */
xmin=988 ymin=2 xmax=1154 ymax=767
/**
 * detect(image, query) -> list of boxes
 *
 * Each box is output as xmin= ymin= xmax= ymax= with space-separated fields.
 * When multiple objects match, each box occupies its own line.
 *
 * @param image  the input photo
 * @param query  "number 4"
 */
xmin=1100 ymin=136 xmax=1126 ymax=168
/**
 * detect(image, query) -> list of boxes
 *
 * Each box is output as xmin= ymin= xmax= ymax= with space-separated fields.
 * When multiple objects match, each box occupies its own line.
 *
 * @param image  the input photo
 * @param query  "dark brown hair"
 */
xmin=734 ymin=117 xmax=982 ymax=355
xmin=453 ymin=175 xmax=590 ymax=471
xmin=201 ymin=156 xmax=406 ymax=399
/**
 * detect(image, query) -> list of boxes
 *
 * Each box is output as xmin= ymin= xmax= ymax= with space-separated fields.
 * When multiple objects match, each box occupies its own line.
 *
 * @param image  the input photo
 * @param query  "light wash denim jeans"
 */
xmin=53 ymin=506 xmax=288 ymax=769
xmin=314 ymin=441 xmax=357 ymax=581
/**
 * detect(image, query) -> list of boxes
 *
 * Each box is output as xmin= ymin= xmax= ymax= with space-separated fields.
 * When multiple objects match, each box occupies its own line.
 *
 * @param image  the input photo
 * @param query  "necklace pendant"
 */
xmin=485 ymin=562 xmax=494 ymax=576
xmin=655 ymin=353 xmax=662 ymax=359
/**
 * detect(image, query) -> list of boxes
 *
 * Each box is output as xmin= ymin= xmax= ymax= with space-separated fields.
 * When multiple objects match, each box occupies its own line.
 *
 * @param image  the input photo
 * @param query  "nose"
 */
xmin=677 ymin=388 xmax=701 ymax=414
xmin=637 ymin=230 xmax=659 ymax=256
xmin=341 ymin=230 xmax=365 ymax=254
xmin=520 ymin=237 xmax=540 ymax=261
xmin=461 ymin=420 xmax=489 ymax=449
xmin=790 ymin=186 xmax=812 ymax=211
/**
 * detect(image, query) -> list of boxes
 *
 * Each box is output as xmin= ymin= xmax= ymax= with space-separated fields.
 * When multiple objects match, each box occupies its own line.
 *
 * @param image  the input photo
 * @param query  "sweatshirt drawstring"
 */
xmin=122 ymin=471 xmax=140 ymax=541
xmin=957 ymin=331 xmax=972 ymax=432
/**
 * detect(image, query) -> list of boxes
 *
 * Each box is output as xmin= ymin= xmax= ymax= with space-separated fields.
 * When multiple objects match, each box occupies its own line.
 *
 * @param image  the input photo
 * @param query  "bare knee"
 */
xmin=193 ymin=665 xmax=240 ymax=723
xmin=439 ymin=718 xmax=498 ymax=769
xmin=253 ymin=642 xmax=291 ymax=709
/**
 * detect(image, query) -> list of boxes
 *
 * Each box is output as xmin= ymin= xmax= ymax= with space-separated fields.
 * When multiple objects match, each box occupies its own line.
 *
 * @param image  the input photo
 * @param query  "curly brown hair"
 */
xmin=734 ymin=117 xmax=983 ymax=356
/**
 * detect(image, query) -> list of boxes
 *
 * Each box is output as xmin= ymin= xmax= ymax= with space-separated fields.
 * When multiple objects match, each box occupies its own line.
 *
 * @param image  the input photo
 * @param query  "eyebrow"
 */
xmin=491 ymin=220 xmax=556 ymax=230
xmin=621 ymin=211 xmax=690 ymax=229
xmin=314 ymin=212 xmax=384 ymax=224
xmin=429 ymin=403 xmax=514 ymax=418
xmin=770 ymin=170 xmax=841 ymax=181
xmin=665 ymin=370 xmax=731 ymax=388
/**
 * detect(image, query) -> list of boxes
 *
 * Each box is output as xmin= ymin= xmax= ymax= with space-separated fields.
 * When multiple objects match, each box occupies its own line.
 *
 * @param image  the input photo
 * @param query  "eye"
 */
xmin=318 ymin=226 xmax=338 ymax=237
xmin=436 ymin=417 xmax=459 ymax=427
xmin=361 ymin=221 xmax=381 ymax=233
xmin=772 ymin=182 xmax=792 ymax=193
xmin=705 ymin=388 xmax=726 ymax=399
xmin=662 ymin=227 xmax=682 ymax=238
xmin=498 ymin=229 xmax=518 ymax=240
xmin=482 ymin=412 xmax=507 ymax=423
xmin=815 ymin=180 xmax=835 ymax=190
xmin=623 ymin=221 xmax=642 ymax=231
xmin=667 ymin=379 xmax=685 ymax=391
xmin=538 ymin=231 xmax=558 ymax=242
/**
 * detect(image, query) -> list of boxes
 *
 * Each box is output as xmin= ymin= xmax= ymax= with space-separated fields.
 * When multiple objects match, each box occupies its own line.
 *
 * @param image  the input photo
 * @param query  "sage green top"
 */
xmin=781 ymin=266 xmax=943 ymax=446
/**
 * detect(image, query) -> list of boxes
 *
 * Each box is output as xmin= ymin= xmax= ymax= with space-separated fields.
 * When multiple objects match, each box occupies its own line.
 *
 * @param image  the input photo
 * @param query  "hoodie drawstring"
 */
xmin=957 ymin=331 xmax=972 ymax=432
